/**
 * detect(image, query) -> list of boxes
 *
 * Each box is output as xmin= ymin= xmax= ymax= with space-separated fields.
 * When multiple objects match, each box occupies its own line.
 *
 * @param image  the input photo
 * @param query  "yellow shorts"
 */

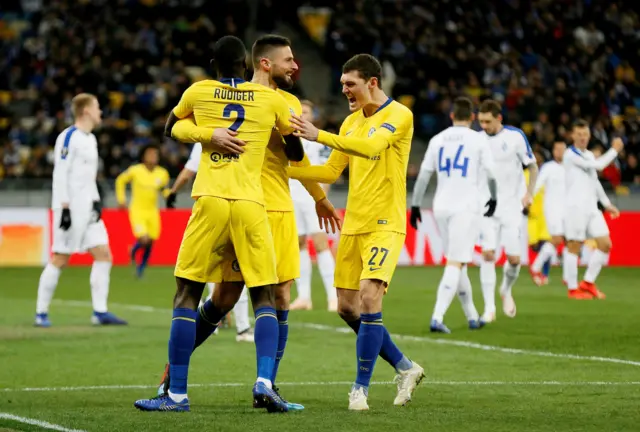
xmin=130 ymin=209 xmax=161 ymax=240
xmin=217 ymin=211 xmax=300 ymax=284
xmin=174 ymin=196 xmax=277 ymax=288
xmin=527 ymin=216 xmax=550 ymax=245
xmin=334 ymin=231 xmax=405 ymax=290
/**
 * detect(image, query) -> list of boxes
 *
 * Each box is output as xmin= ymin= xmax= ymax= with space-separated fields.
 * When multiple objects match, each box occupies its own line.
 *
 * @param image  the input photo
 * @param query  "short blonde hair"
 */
xmin=300 ymin=99 xmax=314 ymax=109
xmin=71 ymin=93 xmax=97 ymax=118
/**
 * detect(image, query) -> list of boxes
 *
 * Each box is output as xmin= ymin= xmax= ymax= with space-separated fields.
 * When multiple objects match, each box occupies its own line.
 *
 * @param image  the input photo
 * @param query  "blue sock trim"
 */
xmin=360 ymin=312 xmax=383 ymax=323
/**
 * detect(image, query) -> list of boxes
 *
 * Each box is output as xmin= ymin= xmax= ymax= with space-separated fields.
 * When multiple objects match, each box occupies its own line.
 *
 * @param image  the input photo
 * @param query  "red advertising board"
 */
xmin=52 ymin=209 xmax=640 ymax=267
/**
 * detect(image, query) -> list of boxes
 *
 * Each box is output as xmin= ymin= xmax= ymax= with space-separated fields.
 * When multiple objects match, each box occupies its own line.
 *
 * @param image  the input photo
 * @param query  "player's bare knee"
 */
xmin=298 ymin=236 xmax=307 ymax=249
xmin=359 ymin=280 xmax=385 ymax=313
xmin=337 ymin=288 xmax=360 ymax=321
xmin=275 ymin=280 xmax=293 ymax=310
xmin=312 ymin=233 xmax=329 ymax=251
xmin=597 ymin=237 xmax=612 ymax=253
xmin=50 ymin=253 xmax=70 ymax=269
xmin=249 ymin=285 xmax=276 ymax=310
xmin=507 ymin=255 xmax=520 ymax=266
xmin=566 ymin=241 xmax=582 ymax=255
xmin=213 ymin=282 xmax=243 ymax=312
xmin=551 ymin=236 xmax=564 ymax=247
xmin=483 ymin=250 xmax=495 ymax=262
xmin=89 ymin=245 xmax=111 ymax=262
xmin=173 ymin=277 xmax=205 ymax=310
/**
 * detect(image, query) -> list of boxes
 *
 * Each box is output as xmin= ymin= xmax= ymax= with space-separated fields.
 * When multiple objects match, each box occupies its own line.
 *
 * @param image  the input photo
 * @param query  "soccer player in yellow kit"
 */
xmin=288 ymin=54 xmax=425 ymax=411
xmin=152 ymin=35 xmax=340 ymax=411
xmin=115 ymin=145 xmax=170 ymax=278
xmin=134 ymin=36 xmax=303 ymax=413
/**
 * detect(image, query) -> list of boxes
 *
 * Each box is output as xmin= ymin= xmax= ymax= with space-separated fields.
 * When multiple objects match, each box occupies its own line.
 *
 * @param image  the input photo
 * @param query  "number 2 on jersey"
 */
xmin=223 ymin=104 xmax=245 ymax=132
xmin=438 ymin=145 xmax=469 ymax=177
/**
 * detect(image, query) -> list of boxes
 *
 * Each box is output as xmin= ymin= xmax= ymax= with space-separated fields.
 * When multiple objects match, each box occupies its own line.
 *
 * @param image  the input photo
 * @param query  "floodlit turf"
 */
xmin=2 ymin=266 xmax=640 ymax=431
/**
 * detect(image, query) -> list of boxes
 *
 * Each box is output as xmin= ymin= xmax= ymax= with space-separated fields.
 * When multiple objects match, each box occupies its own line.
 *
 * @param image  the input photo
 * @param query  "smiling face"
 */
xmin=340 ymin=71 xmax=376 ymax=112
xmin=262 ymin=45 xmax=298 ymax=90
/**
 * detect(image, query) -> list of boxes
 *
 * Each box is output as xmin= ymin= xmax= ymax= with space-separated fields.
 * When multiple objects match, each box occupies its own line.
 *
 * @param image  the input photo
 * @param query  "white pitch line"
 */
xmin=4 ymin=380 xmax=640 ymax=394
xmin=0 ymin=413 xmax=86 ymax=432
xmin=52 ymin=300 xmax=640 ymax=368
xmin=300 ymin=323 xmax=640 ymax=367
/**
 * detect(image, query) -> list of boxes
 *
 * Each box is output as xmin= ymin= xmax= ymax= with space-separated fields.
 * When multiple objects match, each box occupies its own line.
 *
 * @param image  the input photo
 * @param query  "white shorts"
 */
xmin=544 ymin=208 xmax=564 ymax=237
xmin=564 ymin=209 xmax=609 ymax=242
xmin=480 ymin=214 xmax=522 ymax=257
xmin=293 ymin=199 xmax=321 ymax=236
xmin=52 ymin=209 xmax=109 ymax=255
xmin=435 ymin=212 xmax=479 ymax=263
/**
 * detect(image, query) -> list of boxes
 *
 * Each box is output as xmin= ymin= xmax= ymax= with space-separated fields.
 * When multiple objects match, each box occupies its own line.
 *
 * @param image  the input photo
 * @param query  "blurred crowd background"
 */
xmin=1 ymin=0 xmax=639 ymax=193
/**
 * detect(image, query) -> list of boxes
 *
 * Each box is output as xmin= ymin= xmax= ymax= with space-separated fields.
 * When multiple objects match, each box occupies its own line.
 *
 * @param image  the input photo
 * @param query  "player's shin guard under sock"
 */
xmin=480 ymin=260 xmax=497 ymax=314
xmin=354 ymin=313 xmax=384 ymax=394
xmin=233 ymin=288 xmax=251 ymax=333
xmin=36 ymin=263 xmax=61 ymax=314
xmin=296 ymin=249 xmax=312 ymax=300
xmin=457 ymin=266 xmax=480 ymax=321
xmin=271 ymin=310 xmax=289 ymax=383
xmin=500 ymin=262 xmax=521 ymax=297
xmin=168 ymin=308 xmax=197 ymax=398
xmin=316 ymin=250 xmax=337 ymax=301
xmin=90 ymin=261 xmax=111 ymax=313
xmin=532 ymin=242 xmax=557 ymax=273
xmin=139 ymin=243 xmax=152 ymax=274
xmin=346 ymin=318 xmax=398 ymax=369
xmin=565 ymin=252 xmax=579 ymax=290
xmin=254 ymin=306 xmax=279 ymax=387
xmin=584 ymin=249 xmax=608 ymax=284
xmin=432 ymin=265 xmax=462 ymax=322
xmin=131 ymin=241 xmax=142 ymax=263
xmin=193 ymin=299 xmax=226 ymax=349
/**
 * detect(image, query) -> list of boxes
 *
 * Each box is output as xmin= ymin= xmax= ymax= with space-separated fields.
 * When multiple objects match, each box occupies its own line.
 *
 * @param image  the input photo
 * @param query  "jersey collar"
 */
xmin=219 ymin=77 xmax=246 ymax=88
xmin=364 ymin=97 xmax=393 ymax=118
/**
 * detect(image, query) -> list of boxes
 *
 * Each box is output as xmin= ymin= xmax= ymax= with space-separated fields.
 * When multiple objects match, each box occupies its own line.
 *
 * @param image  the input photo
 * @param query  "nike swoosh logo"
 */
xmin=369 ymin=267 xmax=381 ymax=271
xmin=358 ymin=357 xmax=373 ymax=362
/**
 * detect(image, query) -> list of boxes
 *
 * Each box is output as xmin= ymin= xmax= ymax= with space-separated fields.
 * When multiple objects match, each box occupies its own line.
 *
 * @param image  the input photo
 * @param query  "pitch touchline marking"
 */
xmin=52 ymin=300 xmax=640 ymax=367
xmin=4 ymin=381 xmax=640 ymax=393
xmin=0 ymin=413 xmax=86 ymax=432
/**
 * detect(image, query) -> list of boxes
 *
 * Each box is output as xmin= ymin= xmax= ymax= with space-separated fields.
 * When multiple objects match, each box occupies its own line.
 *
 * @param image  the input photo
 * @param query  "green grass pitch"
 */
xmin=2 ymin=266 xmax=640 ymax=431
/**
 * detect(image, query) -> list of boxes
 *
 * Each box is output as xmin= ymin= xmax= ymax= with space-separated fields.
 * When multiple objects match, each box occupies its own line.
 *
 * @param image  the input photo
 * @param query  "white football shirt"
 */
xmin=534 ymin=160 xmax=565 ymax=212
xmin=51 ymin=126 xmax=100 ymax=210
xmin=185 ymin=142 xmax=202 ymax=173
xmin=481 ymin=126 xmax=536 ymax=217
xmin=563 ymin=146 xmax=616 ymax=211
xmin=420 ymin=126 xmax=495 ymax=215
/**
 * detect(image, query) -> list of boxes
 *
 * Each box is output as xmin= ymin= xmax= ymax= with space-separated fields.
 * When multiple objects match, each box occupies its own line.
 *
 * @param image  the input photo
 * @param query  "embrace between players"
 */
xmin=133 ymin=34 xmax=424 ymax=413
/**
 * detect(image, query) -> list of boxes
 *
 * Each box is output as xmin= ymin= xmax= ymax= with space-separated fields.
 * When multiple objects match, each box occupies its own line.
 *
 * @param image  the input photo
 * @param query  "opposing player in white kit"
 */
xmin=563 ymin=120 xmax=622 ymax=300
xmin=529 ymin=141 xmax=567 ymax=285
xmin=289 ymin=100 xmax=338 ymax=312
xmin=167 ymin=141 xmax=254 ymax=342
xmin=35 ymin=93 xmax=127 ymax=327
xmin=477 ymin=99 xmax=538 ymax=322
xmin=411 ymin=97 xmax=498 ymax=333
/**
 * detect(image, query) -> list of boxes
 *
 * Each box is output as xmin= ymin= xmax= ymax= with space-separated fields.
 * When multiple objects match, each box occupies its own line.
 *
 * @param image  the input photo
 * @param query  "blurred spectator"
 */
xmin=316 ymin=0 xmax=640 ymax=185
xmin=0 ymin=0 xmax=249 ymax=180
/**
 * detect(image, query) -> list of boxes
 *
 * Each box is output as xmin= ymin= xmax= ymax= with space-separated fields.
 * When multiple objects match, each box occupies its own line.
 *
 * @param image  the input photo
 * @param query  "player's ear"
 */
xmin=259 ymin=57 xmax=271 ymax=71
xmin=368 ymin=77 xmax=378 ymax=89
xmin=449 ymin=112 xmax=455 ymax=122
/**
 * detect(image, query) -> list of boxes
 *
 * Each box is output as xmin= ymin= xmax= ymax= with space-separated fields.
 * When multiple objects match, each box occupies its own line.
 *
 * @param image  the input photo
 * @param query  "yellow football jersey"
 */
xmin=288 ymin=98 xmax=413 ymax=235
xmin=171 ymin=78 xmax=293 ymax=206
xmin=525 ymin=168 xmax=544 ymax=219
xmin=115 ymin=164 xmax=170 ymax=211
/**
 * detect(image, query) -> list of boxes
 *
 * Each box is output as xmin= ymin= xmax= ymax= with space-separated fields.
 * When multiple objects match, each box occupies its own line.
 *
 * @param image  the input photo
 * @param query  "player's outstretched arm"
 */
xmin=289 ymin=114 xmax=389 ymax=158
xmin=114 ymin=168 xmax=132 ymax=209
xmin=291 ymin=153 xmax=327 ymax=202
xmin=287 ymin=150 xmax=349 ymax=184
